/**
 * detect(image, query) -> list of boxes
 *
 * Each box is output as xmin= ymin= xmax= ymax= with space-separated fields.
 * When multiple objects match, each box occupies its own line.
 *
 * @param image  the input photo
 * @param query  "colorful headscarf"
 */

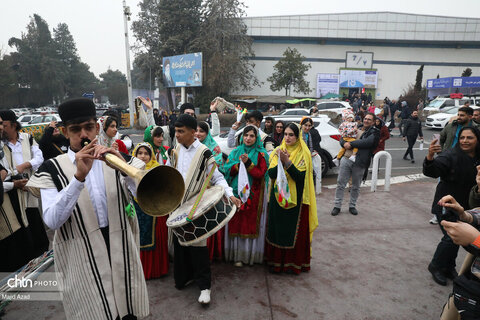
xmin=198 ymin=121 xmax=224 ymax=169
xmin=143 ymin=125 xmax=168 ymax=163
xmin=224 ymin=126 xmax=269 ymax=196
xmin=268 ymin=124 xmax=318 ymax=241
xmin=132 ymin=142 xmax=159 ymax=171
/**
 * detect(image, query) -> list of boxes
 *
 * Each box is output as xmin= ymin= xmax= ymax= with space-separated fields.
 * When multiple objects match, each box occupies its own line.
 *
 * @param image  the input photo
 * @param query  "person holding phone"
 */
xmin=38 ymin=121 xmax=70 ymax=160
xmin=424 ymin=126 xmax=480 ymax=286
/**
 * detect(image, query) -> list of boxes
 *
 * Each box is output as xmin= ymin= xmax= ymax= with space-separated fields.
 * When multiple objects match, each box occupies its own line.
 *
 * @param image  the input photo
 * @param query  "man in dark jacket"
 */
xmin=38 ymin=121 xmax=69 ymax=160
xmin=332 ymin=112 xmax=380 ymax=216
xmin=402 ymin=110 xmax=423 ymax=163
xmin=440 ymin=106 xmax=478 ymax=151
xmin=398 ymin=101 xmax=411 ymax=136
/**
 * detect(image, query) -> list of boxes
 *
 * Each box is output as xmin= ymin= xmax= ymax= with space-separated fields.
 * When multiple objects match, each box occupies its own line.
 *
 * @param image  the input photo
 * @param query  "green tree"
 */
xmin=132 ymin=0 xmax=202 ymax=75
xmin=194 ymin=0 xmax=259 ymax=101
xmin=8 ymin=14 xmax=64 ymax=106
xmin=99 ymin=69 xmax=127 ymax=105
xmin=0 ymin=52 xmax=20 ymax=107
xmin=414 ymin=64 xmax=424 ymax=92
xmin=131 ymin=52 xmax=157 ymax=90
xmin=267 ymin=47 xmax=311 ymax=96
xmin=462 ymin=68 xmax=472 ymax=77
xmin=53 ymin=23 xmax=99 ymax=99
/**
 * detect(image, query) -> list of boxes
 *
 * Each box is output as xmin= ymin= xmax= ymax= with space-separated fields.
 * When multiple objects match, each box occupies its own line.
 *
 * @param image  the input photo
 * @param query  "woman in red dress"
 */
xmin=223 ymin=125 xmax=269 ymax=266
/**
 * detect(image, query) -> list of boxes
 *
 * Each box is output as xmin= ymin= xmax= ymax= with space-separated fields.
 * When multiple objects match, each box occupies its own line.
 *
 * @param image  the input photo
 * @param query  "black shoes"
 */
xmin=428 ymin=263 xmax=447 ymax=286
xmin=411 ymin=159 xmax=415 ymax=163
xmin=444 ymin=268 xmax=458 ymax=280
xmin=403 ymin=156 xmax=409 ymax=160
xmin=349 ymin=207 xmax=358 ymax=215
xmin=331 ymin=207 xmax=340 ymax=216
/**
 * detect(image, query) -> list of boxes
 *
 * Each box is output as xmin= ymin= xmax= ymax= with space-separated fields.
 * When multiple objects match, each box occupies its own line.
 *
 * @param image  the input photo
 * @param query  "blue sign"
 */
xmin=427 ymin=77 xmax=480 ymax=89
xmin=82 ymin=92 xmax=94 ymax=99
xmin=162 ymin=52 xmax=202 ymax=88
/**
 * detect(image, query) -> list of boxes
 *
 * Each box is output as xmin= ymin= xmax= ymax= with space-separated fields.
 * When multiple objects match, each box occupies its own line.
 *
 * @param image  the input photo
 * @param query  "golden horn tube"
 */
xmin=105 ymin=153 xmax=185 ymax=216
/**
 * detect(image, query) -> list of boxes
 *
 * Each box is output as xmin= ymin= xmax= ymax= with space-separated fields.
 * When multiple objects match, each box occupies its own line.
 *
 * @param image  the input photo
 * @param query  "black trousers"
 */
xmin=403 ymin=135 xmax=417 ymax=160
xmin=431 ymin=213 xmax=460 ymax=271
xmin=173 ymin=236 xmax=211 ymax=290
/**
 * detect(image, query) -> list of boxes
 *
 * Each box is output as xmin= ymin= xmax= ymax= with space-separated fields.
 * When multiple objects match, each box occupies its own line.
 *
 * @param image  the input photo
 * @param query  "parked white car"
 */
xmin=424 ymin=98 xmax=470 ymax=111
xmin=314 ymin=101 xmax=352 ymax=115
xmin=425 ymin=107 xmax=459 ymax=129
xmin=279 ymin=108 xmax=311 ymax=116
xmin=214 ymin=114 xmax=341 ymax=176
xmin=26 ymin=114 xmax=62 ymax=126
xmin=18 ymin=114 xmax=37 ymax=127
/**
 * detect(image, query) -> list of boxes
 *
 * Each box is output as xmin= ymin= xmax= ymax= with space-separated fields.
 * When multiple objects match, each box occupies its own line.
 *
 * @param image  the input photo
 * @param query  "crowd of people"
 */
xmin=3 ymin=92 xmax=480 ymax=319
xmin=0 ymin=96 xmax=324 ymax=318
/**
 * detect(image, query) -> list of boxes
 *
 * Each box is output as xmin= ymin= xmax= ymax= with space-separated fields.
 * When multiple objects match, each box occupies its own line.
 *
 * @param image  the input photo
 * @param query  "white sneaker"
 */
xmin=349 ymin=155 xmax=356 ymax=162
xmin=332 ymin=158 xmax=340 ymax=166
xmin=234 ymin=261 xmax=243 ymax=267
xmin=429 ymin=216 xmax=438 ymax=225
xmin=198 ymin=289 xmax=211 ymax=304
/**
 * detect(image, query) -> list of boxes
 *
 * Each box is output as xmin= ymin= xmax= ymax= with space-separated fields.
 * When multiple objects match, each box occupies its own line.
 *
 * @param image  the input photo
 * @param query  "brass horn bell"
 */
xmin=105 ymin=154 xmax=185 ymax=216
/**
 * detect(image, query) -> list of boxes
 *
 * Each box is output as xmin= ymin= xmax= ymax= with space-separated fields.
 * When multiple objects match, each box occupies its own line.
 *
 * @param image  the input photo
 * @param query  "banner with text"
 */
xmin=339 ymin=69 xmax=378 ymax=88
xmin=316 ymin=73 xmax=339 ymax=98
xmin=162 ymin=52 xmax=202 ymax=88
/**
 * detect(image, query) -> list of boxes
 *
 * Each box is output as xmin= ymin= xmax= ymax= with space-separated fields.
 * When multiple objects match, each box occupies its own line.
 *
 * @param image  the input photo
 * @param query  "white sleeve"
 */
xmin=41 ymin=176 xmax=85 ymax=230
xmin=3 ymin=181 xmax=13 ymax=192
xmin=146 ymin=108 xmax=155 ymax=127
xmin=29 ymin=145 xmax=44 ymax=171
xmin=210 ymin=112 xmax=220 ymax=137
xmin=227 ymin=128 xmax=237 ymax=149
xmin=209 ymin=163 xmax=233 ymax=198
xmin=124 ymin=176 xmax=137 ymax=198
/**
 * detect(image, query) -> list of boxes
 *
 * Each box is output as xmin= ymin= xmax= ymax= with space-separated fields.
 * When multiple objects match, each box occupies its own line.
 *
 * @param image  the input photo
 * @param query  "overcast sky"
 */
xmin=1 ymin=0 xmax=479 ymax=77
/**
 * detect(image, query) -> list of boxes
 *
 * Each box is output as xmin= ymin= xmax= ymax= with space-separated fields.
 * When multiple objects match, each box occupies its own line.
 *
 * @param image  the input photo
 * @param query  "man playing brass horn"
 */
xmin=168 ymin=114 xmax=241 ymax=305
xmin=27 ymin=98 xmax=149 ymax=320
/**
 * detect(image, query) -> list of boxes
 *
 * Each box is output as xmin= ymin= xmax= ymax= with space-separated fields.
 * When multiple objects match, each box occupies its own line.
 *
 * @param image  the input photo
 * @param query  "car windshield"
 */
xmin=427 ymin=100 xmax=444 ymax=108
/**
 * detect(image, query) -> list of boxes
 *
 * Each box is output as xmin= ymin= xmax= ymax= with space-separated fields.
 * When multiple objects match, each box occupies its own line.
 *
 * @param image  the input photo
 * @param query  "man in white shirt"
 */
xmin=0 ymin=109 xmax=48 ymax=270
xmin=169 ymin=114 xmax=241 ymax=305
xmin=27 ymin=98 xmax=149 ymax=319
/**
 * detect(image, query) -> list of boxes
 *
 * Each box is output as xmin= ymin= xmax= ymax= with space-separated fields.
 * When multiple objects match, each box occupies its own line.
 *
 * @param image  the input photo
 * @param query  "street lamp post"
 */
xmin=123 ymin=0 xmax=134 ymax=128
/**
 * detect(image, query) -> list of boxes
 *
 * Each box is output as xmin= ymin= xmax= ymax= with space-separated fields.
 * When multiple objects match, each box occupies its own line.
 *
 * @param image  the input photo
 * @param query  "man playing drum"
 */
xmin=168 ymin=114 xmax=241 ymax=305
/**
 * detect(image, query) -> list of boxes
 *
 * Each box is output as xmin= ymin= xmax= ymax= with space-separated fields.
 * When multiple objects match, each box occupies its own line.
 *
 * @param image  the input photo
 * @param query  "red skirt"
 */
xmin=207 ymin=227 xmax=224 ymax=261
xmin=140 ymin=215 xmax=169 ymax=279
xmin=265 ymin=205 xmax=311 ymax=274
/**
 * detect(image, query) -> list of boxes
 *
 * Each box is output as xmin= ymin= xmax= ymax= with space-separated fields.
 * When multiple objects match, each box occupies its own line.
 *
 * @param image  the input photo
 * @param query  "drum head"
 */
xmin=167 ymin=185 xmax=224 ymax=227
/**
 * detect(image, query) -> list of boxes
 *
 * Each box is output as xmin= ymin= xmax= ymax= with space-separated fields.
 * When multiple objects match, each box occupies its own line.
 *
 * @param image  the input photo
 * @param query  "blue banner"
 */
xmin=427 ymin=77 xmax=480 ymax=89
xmin=162 ymin=53 xmax=202 ymax=88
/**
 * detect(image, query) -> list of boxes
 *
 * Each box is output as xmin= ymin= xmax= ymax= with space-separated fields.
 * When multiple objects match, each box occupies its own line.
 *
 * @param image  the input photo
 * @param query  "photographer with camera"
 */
xmin=437 ymin=195 xmax=480 ymax=319
xmin=424 ymin=126 xmax=480 ymax=286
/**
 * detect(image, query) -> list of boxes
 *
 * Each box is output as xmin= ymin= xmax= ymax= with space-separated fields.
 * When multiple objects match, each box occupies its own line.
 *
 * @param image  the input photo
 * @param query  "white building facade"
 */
xmin=234 ymin=12 xmax=480 ymax=101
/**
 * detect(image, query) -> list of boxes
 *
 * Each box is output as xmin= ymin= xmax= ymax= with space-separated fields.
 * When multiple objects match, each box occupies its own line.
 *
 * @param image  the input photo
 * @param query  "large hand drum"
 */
xmin=166 ymin=185 xmax=236 ymax=246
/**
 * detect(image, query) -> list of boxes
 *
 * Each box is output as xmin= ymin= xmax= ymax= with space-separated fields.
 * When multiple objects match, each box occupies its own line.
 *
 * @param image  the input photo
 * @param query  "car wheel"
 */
xmin=320 ymin=152 xmax=329 ymax=177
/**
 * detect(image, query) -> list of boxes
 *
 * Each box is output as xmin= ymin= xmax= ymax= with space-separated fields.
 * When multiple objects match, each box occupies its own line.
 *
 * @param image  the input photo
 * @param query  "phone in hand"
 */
xmin=433 ymin=134 xmax=440 ymax=146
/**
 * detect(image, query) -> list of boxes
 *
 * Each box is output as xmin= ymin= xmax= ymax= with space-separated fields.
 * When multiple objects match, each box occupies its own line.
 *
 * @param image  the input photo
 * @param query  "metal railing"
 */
xmin=370 ymin=151 xmax=392 ymax=192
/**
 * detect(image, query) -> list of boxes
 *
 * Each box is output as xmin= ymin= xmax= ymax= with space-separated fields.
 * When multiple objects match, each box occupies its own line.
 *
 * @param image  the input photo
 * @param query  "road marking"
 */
xmin=385 ymin=148 xmax=427 ymax=151
xmin=323 ymin=173 xmax=427 ymax=189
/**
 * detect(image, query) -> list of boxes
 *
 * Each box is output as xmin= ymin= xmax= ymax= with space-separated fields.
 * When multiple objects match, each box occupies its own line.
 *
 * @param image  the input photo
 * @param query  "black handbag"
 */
xmin=453 ymin=274 xmax=480 ymax=315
